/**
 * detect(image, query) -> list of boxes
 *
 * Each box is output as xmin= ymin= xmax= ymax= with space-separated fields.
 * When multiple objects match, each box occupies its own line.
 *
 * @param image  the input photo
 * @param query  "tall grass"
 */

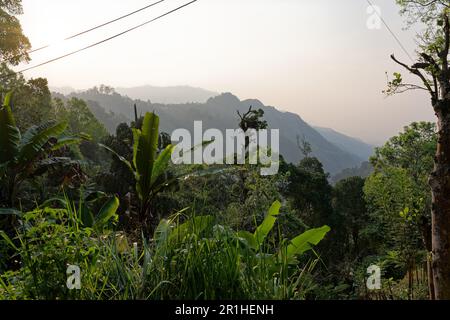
xmin=0 ymin=200 xmax=328 ymax=300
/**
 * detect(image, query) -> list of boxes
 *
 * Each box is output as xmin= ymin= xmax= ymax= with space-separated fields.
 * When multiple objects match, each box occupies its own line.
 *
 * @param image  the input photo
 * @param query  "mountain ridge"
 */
xmin=56 ymin=88 xmax=366 ymax=174
xmin=116 ymin=85 xmax=218 ymax=104
xmin=314 ymin=126 xmax=375 ymax=162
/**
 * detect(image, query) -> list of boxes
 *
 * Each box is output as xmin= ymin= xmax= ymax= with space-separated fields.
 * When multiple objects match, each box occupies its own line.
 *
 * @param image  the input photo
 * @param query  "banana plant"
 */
xmin=237 ymin=200 xmax=331 ymax=264
xmin=0 ymin=93 xmax=85 ymax=208
xmin=101 ymin=111 xmax=242 ymax=228
xmin=38 ymin=191 xmax=120 ymax=231
xmin=101 ymin=112 xmax=175 ymax=223
xmin=153 ymin=200 xmax=330 ymax=270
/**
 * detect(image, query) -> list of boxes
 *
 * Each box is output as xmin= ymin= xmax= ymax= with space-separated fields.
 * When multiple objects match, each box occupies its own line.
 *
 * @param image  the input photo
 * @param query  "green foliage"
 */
xmin=94 ymin=196 xmax=120 ymax=230
xmin=132 ymin=112 xmax=171 ymax=206
xmin=0 ymin=93 xmax=87 ymax=211
xmin=285 ymin=225 xmax=330 ymax=262
xmin=254 ymin=200 xmax=281 ymax=248
xmin=168 ymin=162 xmax=289 ymax=233
xmin=0 ymin=0 xmax=24 ymax=14
xmin=13 ymin=78 xmax=53 ymax=130
xmin=237 ymin=106 xmax=268 ymax=132
xmin=0 ymin=70 xmax=53 ymax=131
xmin=330 ymin=177 xmax=370 ymax=264
xmin=97 ymin=122 xmax=135 ymax=196
xmin=0 ymin=65 xmax=438 ymax=300
xmin=384 ymin=72 xmax=403 ymax=96
xmin=39 ymin=193 xmax=120 ymax=232
xmin=0 ymin=201 xmax=328 ymax=300
xmin=371 ymin=122 xmax=436 ymax=177
xmin=308 ymin=176 xmax=372 ymax=298
xmin=53 ymin=97 xmax=108 ymax=142
xmin=282 ymin=156 xmax=333 ymax=228
xmin=396 ymin=0 xmax=448 ymax=27
xmin=361 ymin=122 xmax=436 ymax=299
xmin=102 ymin=112 xmax=175 ymax=223
xmin=50 ymin=97 xmax=109 ymax=163
xmin=366 ymin=122 xmax=436 ymax=251
xmin=0 ymin=205 xmax=107 ymax=299
xmin=389 ymin=2 xmax=449 ymax=104
xmin=0 ymin=0 xmax=31 ymax=66
xmin=364 ymin=166 xmax=423 ymax=254
xmin=142 ymin=205 xmax=328 ymax=300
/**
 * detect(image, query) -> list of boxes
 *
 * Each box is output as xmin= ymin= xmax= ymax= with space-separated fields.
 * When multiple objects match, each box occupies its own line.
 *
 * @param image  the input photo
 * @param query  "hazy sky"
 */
xmin=17 ymin=0 xmax=435 ymax=145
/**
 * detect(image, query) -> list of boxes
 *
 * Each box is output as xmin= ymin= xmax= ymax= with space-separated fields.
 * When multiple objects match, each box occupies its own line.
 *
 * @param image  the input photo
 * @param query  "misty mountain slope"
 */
xmin=115 ymin=85 xmax=218 ymax=104
xmin=64 ymin=90 xmax=363 ymax=174
xmin=314 ymin=127 xmax=375 ymax=161
xmin=51 ymin=86 xmax=77 ymax=95
xmin=52 ymin=92 xmax=129 ymax=134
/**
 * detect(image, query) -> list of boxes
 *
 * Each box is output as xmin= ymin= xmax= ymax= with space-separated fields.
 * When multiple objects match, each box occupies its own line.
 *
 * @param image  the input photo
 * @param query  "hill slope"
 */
xmin=115 ymin=85 xmax=217 ymax=104
xmin=63 ymin=89 xmax=363 ymax=174
xmin=314 ymin=127 xmax=375 ymax=161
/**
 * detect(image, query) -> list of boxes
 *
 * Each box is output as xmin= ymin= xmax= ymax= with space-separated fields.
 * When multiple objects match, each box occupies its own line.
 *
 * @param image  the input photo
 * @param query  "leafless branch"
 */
xmin=391 ymin=54 xmax=437 ymax=100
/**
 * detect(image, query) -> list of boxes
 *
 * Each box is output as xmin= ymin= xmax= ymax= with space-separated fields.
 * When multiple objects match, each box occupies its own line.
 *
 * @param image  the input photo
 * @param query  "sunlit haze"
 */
xmin=17 ymin=0 xmax=436 ymax=145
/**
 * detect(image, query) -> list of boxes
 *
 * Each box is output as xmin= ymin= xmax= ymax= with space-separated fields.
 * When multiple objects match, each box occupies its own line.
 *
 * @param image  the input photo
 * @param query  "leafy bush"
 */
xmin=0 ymin=201 xmax=329 ymax=300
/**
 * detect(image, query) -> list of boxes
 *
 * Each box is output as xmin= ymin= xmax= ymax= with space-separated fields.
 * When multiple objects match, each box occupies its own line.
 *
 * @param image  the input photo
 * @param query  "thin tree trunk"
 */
xmin=427 ymin=255 xmax=435 ymax=300
xmin=420 ymin=216 xmax=435 ymax=299
xmin=430 ymin=102 xmax=450 ymax=299
xmin=408 ymin=264 xmax=413 ymax=300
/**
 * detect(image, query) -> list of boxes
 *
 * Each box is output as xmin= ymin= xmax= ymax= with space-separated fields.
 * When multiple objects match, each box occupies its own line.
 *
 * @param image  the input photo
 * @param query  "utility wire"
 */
xmin=1 ymin=0 xmax=166 ymax=63
xmin=63 ymin=0 xmax=167 ymax=42
xmin=1 ymin=0 xmax=198 ymax=79
xmin=366 ymin=0 xmax=415 ymax=62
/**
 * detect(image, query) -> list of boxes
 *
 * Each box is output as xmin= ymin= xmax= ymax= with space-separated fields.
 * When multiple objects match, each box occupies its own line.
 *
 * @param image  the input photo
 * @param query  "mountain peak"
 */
xmin=207 ymin=92 xmax=241 ymax=106
xmin=59 ymin=88 xmax=367 ymax=174
xmin=241 ymin=99 xmax=265 ymax=109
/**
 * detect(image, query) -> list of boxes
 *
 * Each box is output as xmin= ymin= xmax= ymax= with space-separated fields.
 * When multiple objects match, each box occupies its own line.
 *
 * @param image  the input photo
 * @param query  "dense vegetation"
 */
xmin=0 ymin=0 xmax=448 ymax=300
xmin=62 ymin=88 xmax=365 ymax=175
xmin=0 ymin=81 xmax=437 ymax=299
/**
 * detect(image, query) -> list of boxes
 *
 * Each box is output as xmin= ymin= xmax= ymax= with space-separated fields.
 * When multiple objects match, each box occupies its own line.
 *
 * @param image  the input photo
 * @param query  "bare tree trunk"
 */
xmin=430 ymin=102 xmax=450 ymax=299
xmin=428 ymin=257 xmax=436 ymax=299
xmin=420 ymin=215 xmax=435 ymax=299
xmin=408 ymin=263 xmax=413 ymax=300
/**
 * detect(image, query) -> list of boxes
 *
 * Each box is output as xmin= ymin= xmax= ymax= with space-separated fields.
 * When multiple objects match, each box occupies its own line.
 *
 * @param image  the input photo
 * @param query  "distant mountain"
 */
xmin=330 ymin=161 xmax=373 ymax=185
xmin=50 ymin=86 xmax=78 ymax=96
xmin=52 ymin=92 xmax=129 ymax=134
xmin=62 ymin=88 xmax=365 ymax=174
xmin=115 ymin=85 xmax=218 ymax=104
xmin=314 ymin=127 xmax=375 ymax=161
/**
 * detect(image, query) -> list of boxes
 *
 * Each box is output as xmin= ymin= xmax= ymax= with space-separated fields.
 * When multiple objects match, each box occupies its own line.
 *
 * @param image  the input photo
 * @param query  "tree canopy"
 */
xmin=0 ymin=0 xmax=30 ymax=66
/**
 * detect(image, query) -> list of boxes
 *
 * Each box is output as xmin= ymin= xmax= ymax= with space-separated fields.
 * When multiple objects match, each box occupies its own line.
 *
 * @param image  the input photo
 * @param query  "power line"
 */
xmin=1 ymin=0 xmax=167 ymax=63
xmin=1 ymin=0 xmax=198 ymax=79
xmin=64 ymin=0 xmax=168 ymax=41
xmin=366 ymin=0 xmax=415 ymax=62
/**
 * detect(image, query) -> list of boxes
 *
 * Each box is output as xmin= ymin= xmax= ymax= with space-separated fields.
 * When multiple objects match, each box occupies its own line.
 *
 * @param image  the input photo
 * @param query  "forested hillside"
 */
xmin=62 ymin=87 xmax=365 ymax=174
xmin=2 ymin=0 xmax=450 ymax=303
xmin=315 ymin=127 xmax=375 ymax=161
xmin=116 ymin=85 xmax=218 ymax=104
